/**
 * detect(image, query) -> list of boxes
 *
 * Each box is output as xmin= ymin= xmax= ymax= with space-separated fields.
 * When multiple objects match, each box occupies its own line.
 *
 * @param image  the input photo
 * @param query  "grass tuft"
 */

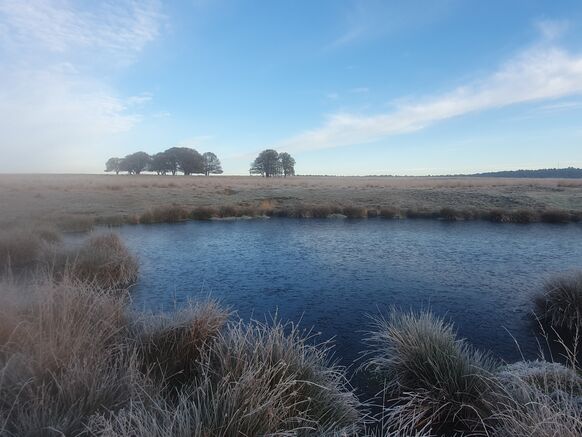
xmin=534 ymin=272 xmax=582 ymax=331
xmin=364 ymin=310 xmax=498 ymax=434
xmin=136 ymin=301 xmax=229 ymax=389
xmin=55 ymin=233 xmax=139 ymax=289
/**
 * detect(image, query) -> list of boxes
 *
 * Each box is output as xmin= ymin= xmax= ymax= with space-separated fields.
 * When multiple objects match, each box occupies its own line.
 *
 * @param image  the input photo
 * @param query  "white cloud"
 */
xmin=0 ymin=0 xmax=162 ymax=172
xmin=282 ymin=45 xmax=582 ymax=152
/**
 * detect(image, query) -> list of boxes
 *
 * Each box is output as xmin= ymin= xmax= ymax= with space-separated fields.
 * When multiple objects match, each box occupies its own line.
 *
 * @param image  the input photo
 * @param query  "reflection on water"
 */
xmin=116 ymin=219 xmax=582 ymax=368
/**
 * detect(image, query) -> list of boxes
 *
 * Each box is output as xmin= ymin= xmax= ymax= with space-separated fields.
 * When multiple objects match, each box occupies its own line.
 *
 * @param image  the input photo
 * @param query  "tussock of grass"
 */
xmin=140 ymin=206 xmax=190 ymax=224
xmin=0 ymin=277 xmax=138 ymax=436
xmin=136 ymin=301 xmax=229 ymax=389
xmin=492 ymin=361 xmax=582 ymax=437
xmin=0 ymin=228 xmax=60 ymax=270
xmin=535 ymin=272 xmax=582 ymax=331
xmin=496 ymin=360 xmax=582 ymax=402
xmin=0 ymin=274 xmax=362 ymax=436
xmin=364 ymin=310 xmax=498 ymax=434
xmin=198 ymin=319 xmax=362 ymax=434
xmin=0 ymin=231 xmax=45 ymax=269
xmin=56 ymin=233 xmax=139 ymax=289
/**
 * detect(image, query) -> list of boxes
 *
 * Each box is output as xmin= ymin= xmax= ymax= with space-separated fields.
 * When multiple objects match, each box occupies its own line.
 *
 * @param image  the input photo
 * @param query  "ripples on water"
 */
xmin=116 ymin=219 xmax=582 ymax=370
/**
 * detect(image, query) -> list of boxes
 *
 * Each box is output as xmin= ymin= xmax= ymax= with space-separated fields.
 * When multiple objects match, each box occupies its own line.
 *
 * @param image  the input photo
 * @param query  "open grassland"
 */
xmin=1 ymin=174 xmax=582 ymax=229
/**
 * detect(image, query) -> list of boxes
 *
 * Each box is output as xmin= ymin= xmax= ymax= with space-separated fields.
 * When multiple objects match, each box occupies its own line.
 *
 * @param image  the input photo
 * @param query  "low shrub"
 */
xmin=534 ymin=272 xmax=582 ymax=331
xmin=364 ymin=310 xmax=498 ymax=434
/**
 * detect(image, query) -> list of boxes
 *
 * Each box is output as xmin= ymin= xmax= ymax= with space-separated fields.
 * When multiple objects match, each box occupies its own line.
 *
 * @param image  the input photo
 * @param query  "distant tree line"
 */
xmin=469 ymin=167 xmax=582 ymax=179
xmin=249 ymin=149 xmax=295 ymax=177
xmin=105 ymin=148 xmax=223 ymax=176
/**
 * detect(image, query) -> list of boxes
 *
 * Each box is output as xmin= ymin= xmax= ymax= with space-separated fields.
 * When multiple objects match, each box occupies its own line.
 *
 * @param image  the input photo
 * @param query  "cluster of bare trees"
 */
xmin=250 ymin=149 xmax=295 ymax=177
xmin=105 ymin=148 xmax=222 ymax=176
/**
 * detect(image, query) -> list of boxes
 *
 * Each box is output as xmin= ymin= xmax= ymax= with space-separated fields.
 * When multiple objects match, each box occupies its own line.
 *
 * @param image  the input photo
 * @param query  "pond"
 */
xmin=116 ymin=219 xmax=582 ymax=376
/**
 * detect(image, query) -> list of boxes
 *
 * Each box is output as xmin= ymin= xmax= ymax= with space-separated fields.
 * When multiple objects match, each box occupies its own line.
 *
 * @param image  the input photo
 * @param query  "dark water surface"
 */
xmin=116 ymin=219 xmax=582 ymax=371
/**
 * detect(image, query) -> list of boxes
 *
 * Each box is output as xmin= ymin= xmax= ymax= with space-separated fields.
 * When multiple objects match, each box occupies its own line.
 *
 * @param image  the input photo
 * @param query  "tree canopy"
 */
xmin=250 ymin=149 xmax=296 ymax=177
xmin=105 ymin=148 xmax=222 ymax=176
xmin=202 ymin=152 xmax=223 ymax=176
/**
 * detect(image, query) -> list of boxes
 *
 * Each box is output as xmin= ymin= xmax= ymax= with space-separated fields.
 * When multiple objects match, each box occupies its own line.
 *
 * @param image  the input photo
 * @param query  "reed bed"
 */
xmin=89 ymin=204 xmax=582 ymax=226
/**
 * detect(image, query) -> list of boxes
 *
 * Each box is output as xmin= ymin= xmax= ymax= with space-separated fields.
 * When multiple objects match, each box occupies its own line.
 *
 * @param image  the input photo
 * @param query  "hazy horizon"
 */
xmin=1 ymin=0 xmax=582 ymax=175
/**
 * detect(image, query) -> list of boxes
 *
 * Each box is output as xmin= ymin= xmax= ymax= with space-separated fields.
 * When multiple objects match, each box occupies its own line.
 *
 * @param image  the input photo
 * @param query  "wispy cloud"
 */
xmin=283 ymin=45 xmax=582 ymax=152
xmin=535 ymin=19 xmax=569 ymax=41
xmin=0 ymin=0 xmax=161 ymax=57
xmin=327 ymin=0 xmax=456 ymax=49
xmin=0 ymin=0 xmax=163 ymax=172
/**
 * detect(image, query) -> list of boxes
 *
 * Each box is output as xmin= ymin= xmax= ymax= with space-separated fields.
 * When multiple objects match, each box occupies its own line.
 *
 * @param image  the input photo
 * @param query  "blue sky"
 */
xmin=1 ymin=0 xmax=582 ymax=175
